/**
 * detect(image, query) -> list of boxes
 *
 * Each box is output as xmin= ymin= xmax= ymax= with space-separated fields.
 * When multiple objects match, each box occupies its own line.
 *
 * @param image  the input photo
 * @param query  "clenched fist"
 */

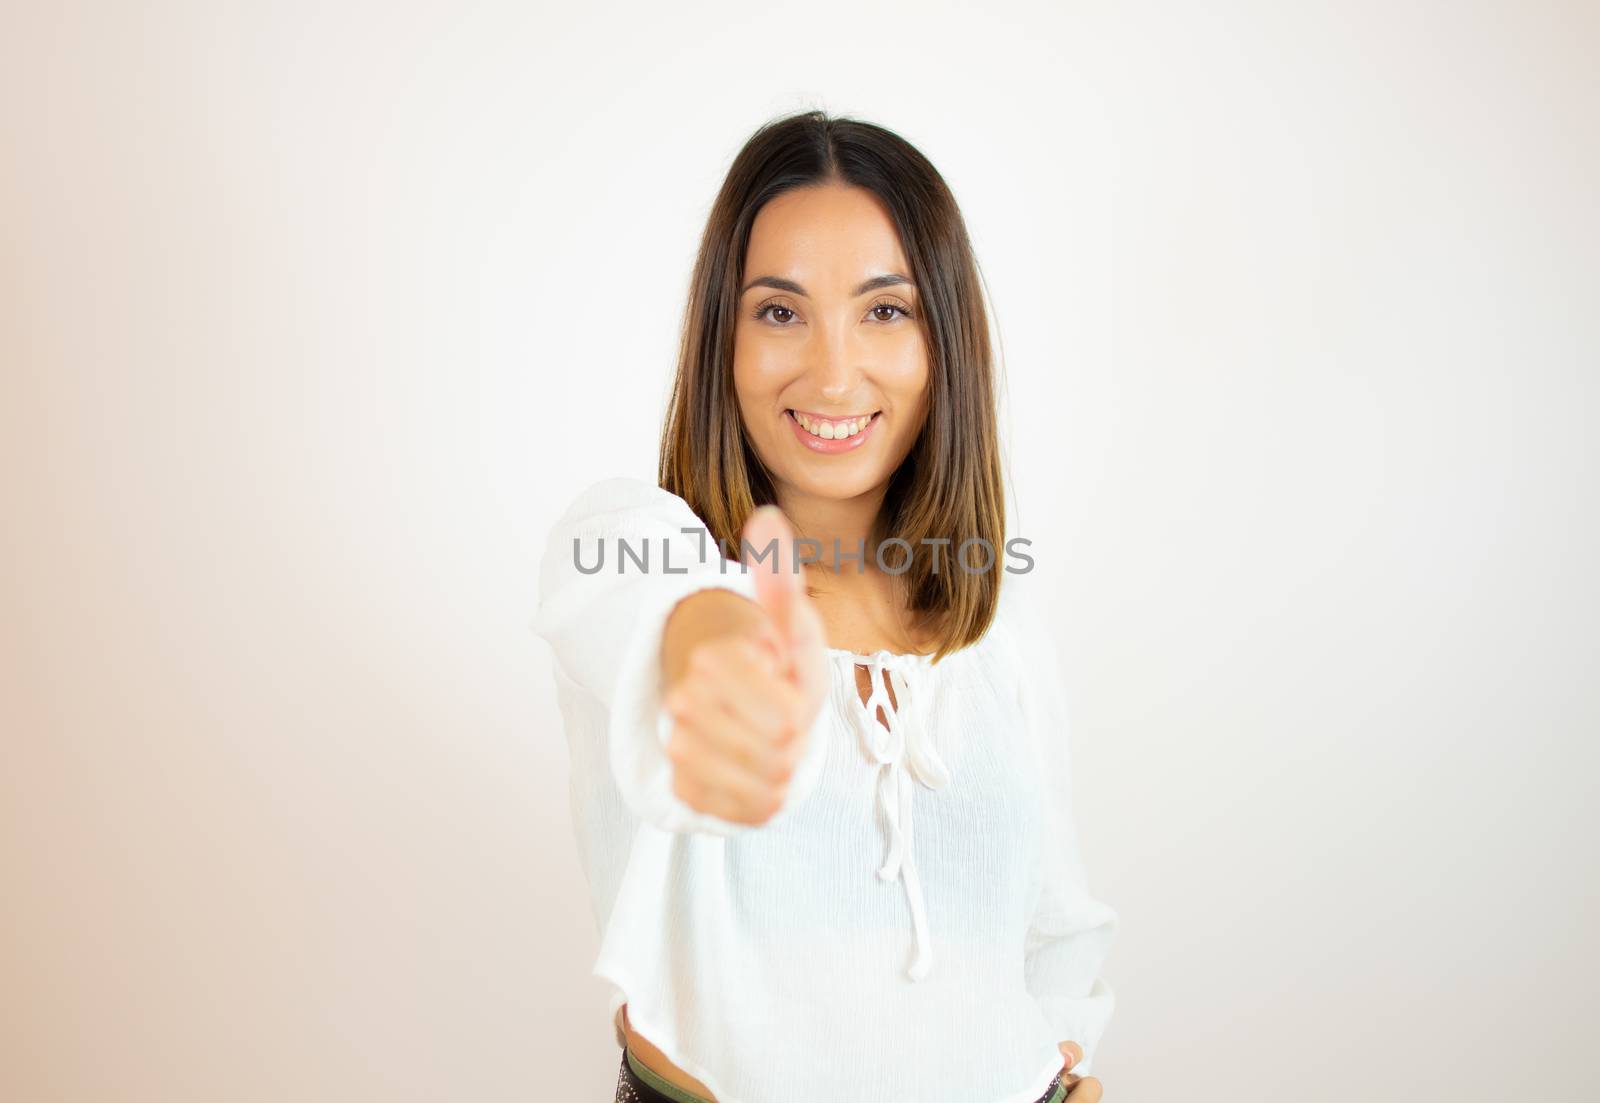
xmin=661 ymin=505 xmax=830 ymax=825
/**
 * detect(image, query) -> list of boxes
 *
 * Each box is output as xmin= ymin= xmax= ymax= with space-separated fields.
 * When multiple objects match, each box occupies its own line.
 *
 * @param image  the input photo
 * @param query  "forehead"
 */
xmin=743 ymin=183 xmax=911 ymax=290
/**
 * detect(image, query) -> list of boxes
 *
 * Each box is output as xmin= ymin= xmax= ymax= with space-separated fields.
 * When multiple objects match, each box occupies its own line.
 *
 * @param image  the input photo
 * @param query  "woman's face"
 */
xmin=733 ymin=182 xmax=930 ymax=506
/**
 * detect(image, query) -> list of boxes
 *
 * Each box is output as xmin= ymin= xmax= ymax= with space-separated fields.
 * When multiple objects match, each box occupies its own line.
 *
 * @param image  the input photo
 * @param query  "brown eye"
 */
xmin=868 ymin=300 xmax=913 ymax=323
xmin=754 ymin=302 xmax=797 ymax=325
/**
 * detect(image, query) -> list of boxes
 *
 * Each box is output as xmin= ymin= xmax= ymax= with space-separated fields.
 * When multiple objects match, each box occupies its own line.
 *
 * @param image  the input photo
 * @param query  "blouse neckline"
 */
xmin=827 ymin=643 xmax=955 ymax=981
xmin=825 ymin=645 xmax=936 ymax=667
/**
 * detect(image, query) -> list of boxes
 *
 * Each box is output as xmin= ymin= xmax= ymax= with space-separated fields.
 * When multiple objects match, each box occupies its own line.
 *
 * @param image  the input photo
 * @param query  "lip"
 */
xmin=788 ymin=407 xmax=877 ymax=423
xmin=785 ymin=409 xmax=881 ymax=454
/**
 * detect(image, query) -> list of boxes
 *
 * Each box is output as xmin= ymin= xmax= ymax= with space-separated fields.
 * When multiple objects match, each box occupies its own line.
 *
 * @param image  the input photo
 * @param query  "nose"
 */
xmin=808 ymin=327 xmax=862 ymax=405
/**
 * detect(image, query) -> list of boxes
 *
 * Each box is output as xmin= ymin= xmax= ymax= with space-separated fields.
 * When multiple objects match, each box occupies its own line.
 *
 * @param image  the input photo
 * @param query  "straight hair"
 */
xmin=659 ymin=109 xmax=1007 ymax=664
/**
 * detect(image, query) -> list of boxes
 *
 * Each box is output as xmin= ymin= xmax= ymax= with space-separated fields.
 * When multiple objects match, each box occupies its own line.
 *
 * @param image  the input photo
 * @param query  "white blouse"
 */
xmin=531 ymin=477 xmax=1117 ymax=1103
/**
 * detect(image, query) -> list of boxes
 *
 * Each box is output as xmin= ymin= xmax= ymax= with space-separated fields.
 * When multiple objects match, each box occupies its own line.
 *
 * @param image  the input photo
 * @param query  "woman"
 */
xmin=533 ymin=110 xmax=1116 ymax=1103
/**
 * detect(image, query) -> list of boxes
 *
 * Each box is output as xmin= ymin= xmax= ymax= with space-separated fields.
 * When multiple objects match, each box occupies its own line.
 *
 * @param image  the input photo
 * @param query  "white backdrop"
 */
xmin=3 ymin=2 xmax=1595 ymax=1101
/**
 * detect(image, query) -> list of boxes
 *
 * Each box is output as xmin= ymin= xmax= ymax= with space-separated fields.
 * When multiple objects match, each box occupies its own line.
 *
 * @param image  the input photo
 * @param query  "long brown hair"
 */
xmin=659 ymin=109 xmax=1007 ymax=663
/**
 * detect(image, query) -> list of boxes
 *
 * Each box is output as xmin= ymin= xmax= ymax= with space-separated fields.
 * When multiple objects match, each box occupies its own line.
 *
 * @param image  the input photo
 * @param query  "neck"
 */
xmin=773 ymin=482 xmax=889 ymax=579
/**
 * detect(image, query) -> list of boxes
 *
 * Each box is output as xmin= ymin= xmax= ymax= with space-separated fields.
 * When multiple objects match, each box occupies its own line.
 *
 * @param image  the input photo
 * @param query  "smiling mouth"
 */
xmin=786 ymin=408 xmax=881 ymax=441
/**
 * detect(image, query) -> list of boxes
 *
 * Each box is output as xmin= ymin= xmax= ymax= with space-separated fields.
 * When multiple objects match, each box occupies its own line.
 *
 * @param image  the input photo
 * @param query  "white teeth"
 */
xmin=792 ymin=411 xmax=874 ymax=439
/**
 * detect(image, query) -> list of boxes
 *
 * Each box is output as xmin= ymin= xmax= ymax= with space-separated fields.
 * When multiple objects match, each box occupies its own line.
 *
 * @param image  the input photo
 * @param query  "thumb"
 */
xmin=740 ymin=505 xmax=830 ymax=714
xmin=740 ymin=505 xmax=807 ymax=653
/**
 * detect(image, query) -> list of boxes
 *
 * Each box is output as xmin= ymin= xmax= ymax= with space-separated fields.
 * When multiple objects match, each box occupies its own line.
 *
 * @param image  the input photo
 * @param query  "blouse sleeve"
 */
xmin=530 ymin=476 xmax=828 ymax=837
xmin=1008 ymin=584 xmax=1120 ymax=1077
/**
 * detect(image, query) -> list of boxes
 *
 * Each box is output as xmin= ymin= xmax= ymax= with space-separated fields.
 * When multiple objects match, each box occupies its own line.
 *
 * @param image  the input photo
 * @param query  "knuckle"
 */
xmin=682 ymin=671 xmax=716 ymax=707
xmin=755 ymin=708 xmax=786 ymax=741
xmin=697 ymin=662 xmax=736 ymax=696
xmin=727 ymin=793 xmax=761 ymax=824
xmin=780 ymin=735 xmax=802 ymax=762
xmin=748 ymin=744 xmax=775 ymax=776
xmin=727 ymin=744 xmax=755 ymax=774
xmin=757 ymin=751 xmax=788 ymax=784
xmin=777 ymin=680 xmax=804 ymax=712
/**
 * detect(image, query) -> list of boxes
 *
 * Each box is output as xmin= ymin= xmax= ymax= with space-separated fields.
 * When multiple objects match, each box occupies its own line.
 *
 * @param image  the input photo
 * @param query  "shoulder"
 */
xmin=548 ymin=476 xmax=706 ymax=536
xmin=984 ymin=569 xmax=1072 ymax=696
xmin=541 ymin=478 xmax=732 ymax=565
xmin=989 ymin=569 xmax=1047 ymax=654
xmin=537 ymin=476 xmax=734 ymax=602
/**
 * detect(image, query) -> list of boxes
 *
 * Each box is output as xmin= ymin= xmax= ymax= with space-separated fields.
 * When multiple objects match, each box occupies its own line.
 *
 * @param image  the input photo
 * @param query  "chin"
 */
xmin=784 ymin=466 xmax=888 ymax=501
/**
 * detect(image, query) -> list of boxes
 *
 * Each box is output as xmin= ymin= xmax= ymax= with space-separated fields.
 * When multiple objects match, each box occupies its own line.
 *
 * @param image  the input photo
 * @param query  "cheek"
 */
xmin=731 ymin=349 xmax=787 ymax=458
xmin=732 ymin=331 xmax=789 ymax=401
xmin=882 ymin=340 xmax=931 ymax=403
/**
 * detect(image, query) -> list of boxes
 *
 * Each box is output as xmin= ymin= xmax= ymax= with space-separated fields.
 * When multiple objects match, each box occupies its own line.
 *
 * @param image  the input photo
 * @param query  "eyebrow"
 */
xmin=740 ymin=273 xmax=915 ymax=298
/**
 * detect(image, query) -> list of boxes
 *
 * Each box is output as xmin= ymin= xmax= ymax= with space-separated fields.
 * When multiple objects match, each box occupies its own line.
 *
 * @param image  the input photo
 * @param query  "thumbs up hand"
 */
xmin=661 ymin=506 xmax=830 ymax=826
xmin=741 ymin=504 xmax=831 ymax=717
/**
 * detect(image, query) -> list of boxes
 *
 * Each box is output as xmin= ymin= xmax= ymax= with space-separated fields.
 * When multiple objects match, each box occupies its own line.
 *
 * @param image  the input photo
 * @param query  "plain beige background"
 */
xmin=3 ymin=2 xmax=1595 ymax=1101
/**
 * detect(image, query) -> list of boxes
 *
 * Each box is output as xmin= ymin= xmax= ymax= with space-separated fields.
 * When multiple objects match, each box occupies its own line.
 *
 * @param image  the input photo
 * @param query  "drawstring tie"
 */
xmin=849 ymin=651 xmax=950 ymax=981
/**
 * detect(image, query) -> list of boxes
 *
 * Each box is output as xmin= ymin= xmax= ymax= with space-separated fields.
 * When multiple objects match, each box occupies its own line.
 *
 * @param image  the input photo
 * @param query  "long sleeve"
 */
xmin=1010 ymin=587 xmax=1120 ymax=1077
xmin=531 ymin=476 xmax=827 ymax=837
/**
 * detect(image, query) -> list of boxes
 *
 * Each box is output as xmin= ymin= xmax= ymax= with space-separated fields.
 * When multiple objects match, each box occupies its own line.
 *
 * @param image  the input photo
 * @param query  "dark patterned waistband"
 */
xmin=615 ymin=1046 xmax=1068 ymax=1103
